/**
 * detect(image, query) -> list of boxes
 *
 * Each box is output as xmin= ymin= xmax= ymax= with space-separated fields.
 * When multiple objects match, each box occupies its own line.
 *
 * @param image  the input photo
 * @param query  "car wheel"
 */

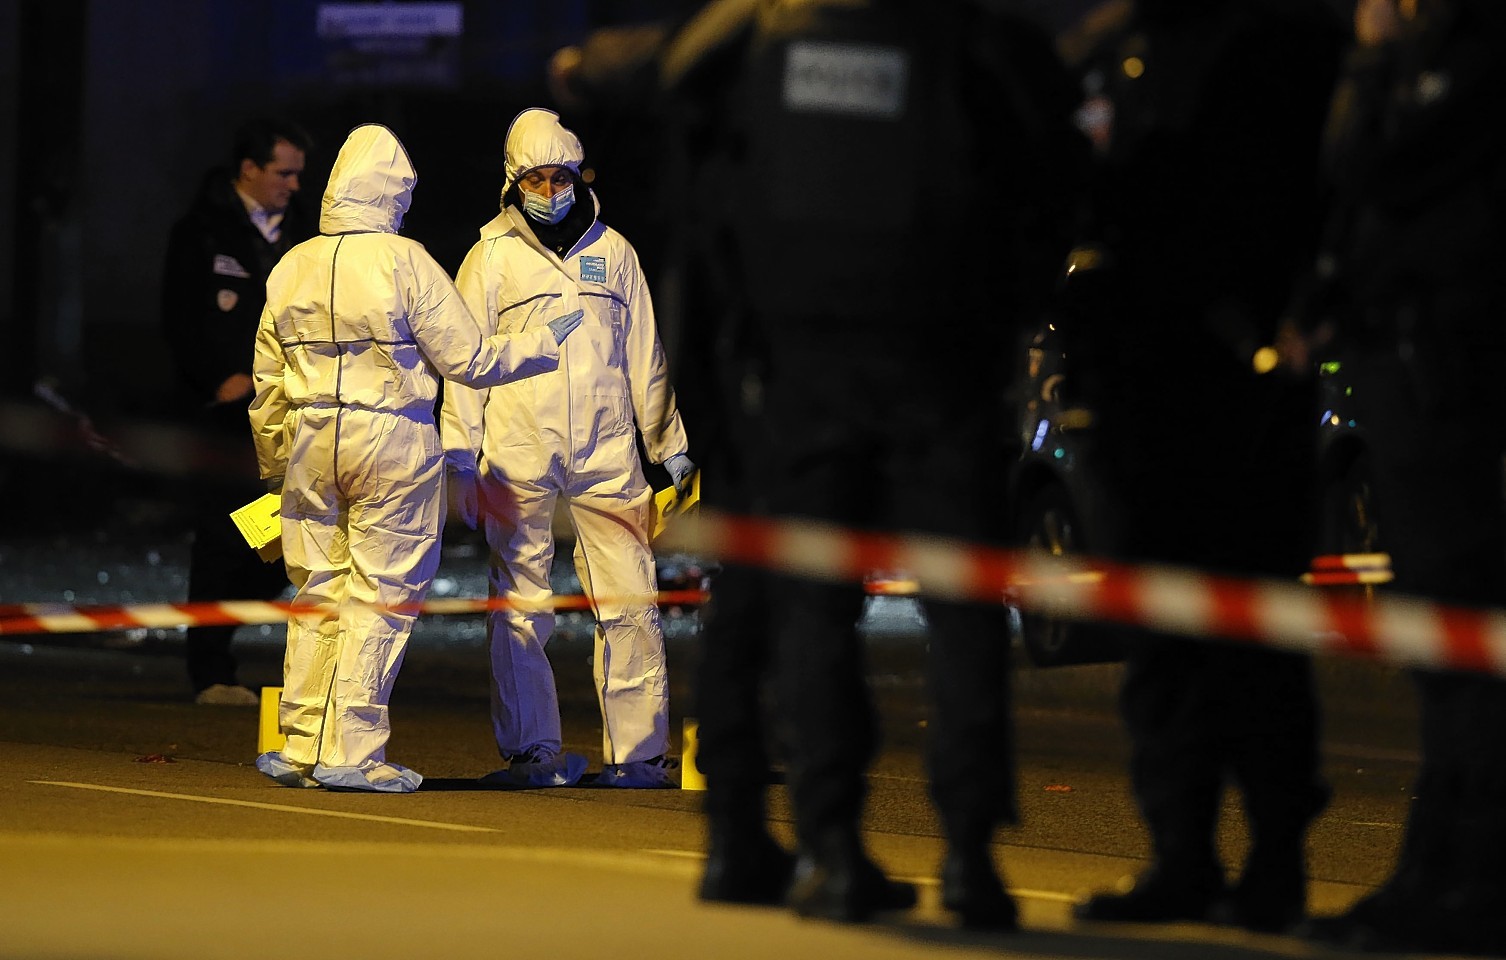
xmin=1012 ymin=484 xmax=1121 ymax=667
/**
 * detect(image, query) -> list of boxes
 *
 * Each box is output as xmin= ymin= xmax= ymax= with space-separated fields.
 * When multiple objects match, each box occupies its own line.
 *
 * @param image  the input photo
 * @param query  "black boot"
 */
xmin=1210 ymin=805 xmax=1322 ymax=934
xmin=699 ymin=824 xmax=796 ymax=905
xmin=1207 ymin=846 xmax=1305 ymax=934
xmin=698 ymin=779 xmax=795 ymax=906
xmin=940 ymin=846 xmax=1017 ymax=931
xmin=1075 ymin=863 xmax=1227 ymax=923
xmin=1218 ymin=739 xmax=1328 ymax=934
xmin=787 ymin=829 xmax=917 ymax=923
xmin=1300 ymin=771 xmax=1449 ymax=950
xmin=1304 ymin=884 xmax=1506 ymax=955
xmin=1430 ymin=883 xmax=1506 ymax=956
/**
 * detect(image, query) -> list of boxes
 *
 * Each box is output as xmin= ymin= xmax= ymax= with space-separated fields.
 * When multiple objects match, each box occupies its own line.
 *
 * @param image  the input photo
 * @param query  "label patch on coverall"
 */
xmin=783 ymin=41 xmax=909 ymax=118
xmin=579 ymin=256 xmax=607 ymax=283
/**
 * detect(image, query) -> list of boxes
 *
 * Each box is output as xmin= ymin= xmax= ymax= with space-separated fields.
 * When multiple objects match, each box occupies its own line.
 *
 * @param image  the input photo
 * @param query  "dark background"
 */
xmin=0 ymin=0 xmax=1101 ymax=422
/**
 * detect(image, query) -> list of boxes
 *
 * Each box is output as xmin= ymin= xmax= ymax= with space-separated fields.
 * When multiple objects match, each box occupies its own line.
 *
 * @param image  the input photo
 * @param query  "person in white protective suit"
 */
xmin=442 ymin=108 xmax=695 ymax=789
xmin=248 ymin=123 xmax=584 ymax=793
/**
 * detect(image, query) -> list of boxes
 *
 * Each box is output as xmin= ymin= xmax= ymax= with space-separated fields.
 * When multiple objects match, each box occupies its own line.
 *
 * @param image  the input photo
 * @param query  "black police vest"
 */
xmin=727 ymin=0 xmax=976 ymax=320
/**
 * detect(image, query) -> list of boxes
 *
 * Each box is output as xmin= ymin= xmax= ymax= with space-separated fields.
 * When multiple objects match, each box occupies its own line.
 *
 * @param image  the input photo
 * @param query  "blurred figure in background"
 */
xmin=441 ymin=108 xmax=694 ymax=790
xmin=1296 ymin=0 xmax=1506 ymax=953
xmin=544 ymin=4 xmax=710 ymax=445
xmin=1060 ymin=0 xmax=1344 ymax=933
xmin=161 ymin=116 xmax=312 ymax=706
xmin=661 ymin=0 xmax=1087 ymax=926
xmin=545 ymin=4 xmax=703 ymax=301
xmin=250 ymin=124 xmax=580 ymax=793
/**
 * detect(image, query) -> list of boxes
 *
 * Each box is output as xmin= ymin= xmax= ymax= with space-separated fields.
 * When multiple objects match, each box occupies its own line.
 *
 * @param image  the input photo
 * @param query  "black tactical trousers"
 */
xmin=694 ymin=332 xmax=1014 ymax=856
xmin=1349 ymin=343 xmax=1506 ymax=903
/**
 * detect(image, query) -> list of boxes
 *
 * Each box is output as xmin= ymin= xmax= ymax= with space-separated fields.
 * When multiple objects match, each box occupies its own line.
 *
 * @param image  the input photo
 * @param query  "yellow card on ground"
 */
xmin=230 ymin=492 xmax=283 ymax=563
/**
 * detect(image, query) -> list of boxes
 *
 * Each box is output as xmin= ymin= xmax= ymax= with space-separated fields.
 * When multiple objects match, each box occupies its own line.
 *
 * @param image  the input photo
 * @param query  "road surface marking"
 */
xmin=29 ymin=780 xmax=502 ymax=833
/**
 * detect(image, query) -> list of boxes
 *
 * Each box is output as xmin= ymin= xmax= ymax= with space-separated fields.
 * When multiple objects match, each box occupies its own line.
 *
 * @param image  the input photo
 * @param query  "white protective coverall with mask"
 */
xmin=441 ymin=108 xmax=691 ymax=788
xmin=249 ymin=123 xmax=577 ymax=793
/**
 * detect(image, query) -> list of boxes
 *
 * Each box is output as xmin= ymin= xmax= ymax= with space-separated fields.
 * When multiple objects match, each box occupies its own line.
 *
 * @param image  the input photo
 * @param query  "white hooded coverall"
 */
xmin=441 ymin=109 xmax=689 ymax=767
xmin=249 ymin=124 xmax=562 ymax=788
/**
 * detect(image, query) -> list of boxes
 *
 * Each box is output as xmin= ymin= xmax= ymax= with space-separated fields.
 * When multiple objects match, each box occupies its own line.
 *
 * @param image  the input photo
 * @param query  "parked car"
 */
xmin=1000 ymin=249 xmax=1393 ymax=664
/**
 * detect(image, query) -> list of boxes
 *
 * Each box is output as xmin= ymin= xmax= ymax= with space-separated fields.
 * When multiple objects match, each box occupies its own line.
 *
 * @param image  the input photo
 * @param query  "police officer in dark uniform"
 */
xmin=1297 ymin=0 xmax=1506 ymax=952
xmin=1061 ymin=0 xmax=1344 ymax=933
xmin=661 ymin=0 xmax=1086 ymax=926
xmin=161 ymin=117 xmax=313 ymax=704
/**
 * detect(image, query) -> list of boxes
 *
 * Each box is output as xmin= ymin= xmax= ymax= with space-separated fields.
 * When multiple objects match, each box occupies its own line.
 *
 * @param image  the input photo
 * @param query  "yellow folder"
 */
xmin=651 ymin=470 xmax=701 ymax=541
xmin=230 ymin=492 xmax=283 ymax=563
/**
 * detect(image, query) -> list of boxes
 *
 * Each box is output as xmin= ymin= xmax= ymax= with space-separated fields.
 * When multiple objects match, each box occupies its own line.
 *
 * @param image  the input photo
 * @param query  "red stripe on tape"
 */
xmin=1441 ymin=608 xmax=1493 ymax=674
xmin=720 ymin=513 xmax=775 ymax=568
xmin=1325 ymin=593 xmax=1379 ymax=659
xmin=967 ymin=545 xmax=1019 ymax=602
xmin=1311 ymin=553 xmax=1391 ymax=572
xmin=1210 ymin=576 xmax=1262 ymax=645
xmin=850 ymin=531 xmax=902 ymax=585
xmin=1092 ymin=564 xmax=1143 ymax=627
xmin=0 ymin=615 xmax=47 ymax=636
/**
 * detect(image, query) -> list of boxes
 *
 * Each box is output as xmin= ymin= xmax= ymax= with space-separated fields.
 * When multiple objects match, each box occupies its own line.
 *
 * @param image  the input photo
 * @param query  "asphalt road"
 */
xmin=0 ymin=616 xmax=1432 ymax=960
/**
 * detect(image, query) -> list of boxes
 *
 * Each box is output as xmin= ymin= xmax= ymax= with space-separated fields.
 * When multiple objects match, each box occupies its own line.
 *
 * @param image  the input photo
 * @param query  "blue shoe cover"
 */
xmin=256 ymin=751 xmax=319 ymax=789
xmin=314 ymin=761 xmax=423 ymax=793
xmin=479 ymin=752 xmax=587 ymax=788
xmin=599 ymin=755 xmax=678 ymax=789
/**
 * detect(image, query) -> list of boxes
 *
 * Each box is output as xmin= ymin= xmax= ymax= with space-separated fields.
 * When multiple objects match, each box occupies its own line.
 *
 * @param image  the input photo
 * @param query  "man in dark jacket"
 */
xmin=161 ymin=116 xmax=313 ymax=705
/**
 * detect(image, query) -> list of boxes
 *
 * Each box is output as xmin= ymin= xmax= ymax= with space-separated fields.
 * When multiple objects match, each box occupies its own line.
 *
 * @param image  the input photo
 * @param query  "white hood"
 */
xmin=501 ymin=108 xmax=584 ymax=205
xmin=320 ymin=124 xmax=415 ymax=235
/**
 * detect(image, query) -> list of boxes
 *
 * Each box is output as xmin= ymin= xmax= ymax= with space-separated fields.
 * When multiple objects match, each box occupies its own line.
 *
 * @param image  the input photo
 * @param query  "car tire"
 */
xmin=1011 ymin=483 xmax=1121 ymax=667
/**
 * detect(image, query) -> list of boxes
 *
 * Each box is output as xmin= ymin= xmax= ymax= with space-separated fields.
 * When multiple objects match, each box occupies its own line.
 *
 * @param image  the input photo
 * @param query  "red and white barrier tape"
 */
xmin=657 ymin=512 xmax=1501 ymax=675
xmin=0 ymin=591 xmax=711 ymax=638
xmin=4 ymin=509 xmax=1494 ymax=677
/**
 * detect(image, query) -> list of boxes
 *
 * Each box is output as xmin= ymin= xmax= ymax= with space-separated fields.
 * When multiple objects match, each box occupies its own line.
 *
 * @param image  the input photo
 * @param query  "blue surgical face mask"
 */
xmin=522 ymin=183 xmax=575 ymax=224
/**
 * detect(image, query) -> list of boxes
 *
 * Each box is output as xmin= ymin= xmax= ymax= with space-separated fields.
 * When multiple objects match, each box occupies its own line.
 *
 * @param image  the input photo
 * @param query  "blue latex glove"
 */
xmin=546 ymin=309 xmax=585 ymax=344
xmin=665 ymin=453 xmax=696 ymax=497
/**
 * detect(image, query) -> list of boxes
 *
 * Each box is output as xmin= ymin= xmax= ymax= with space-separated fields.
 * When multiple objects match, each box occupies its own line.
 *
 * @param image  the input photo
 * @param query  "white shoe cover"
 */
xmin=479 ymin=752 xmax=587 ymax=788
xmin=314 ymin=761 xmax=423 ymax=793
xmin=599 ymin=755 xmax=679 ymax=789
xmin=255 ymin=751 xmax=319 ymax=788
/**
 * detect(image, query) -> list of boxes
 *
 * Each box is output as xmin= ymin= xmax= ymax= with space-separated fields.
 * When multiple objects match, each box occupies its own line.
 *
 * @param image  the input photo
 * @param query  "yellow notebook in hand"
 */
xmin=651 ymin=470 xmax=701 ymax=542
xmin=231 ymin=492 xmax=283 ymax=563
